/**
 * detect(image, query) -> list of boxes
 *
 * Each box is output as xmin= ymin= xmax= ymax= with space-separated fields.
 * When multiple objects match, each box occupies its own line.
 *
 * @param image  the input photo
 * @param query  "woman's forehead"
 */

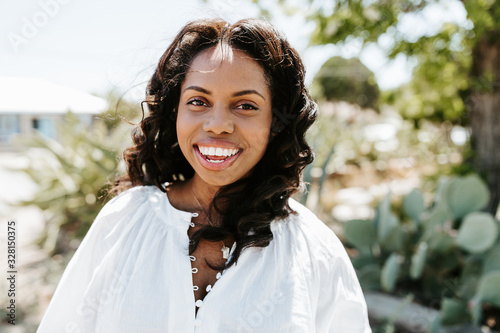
xmin=180 ymin=45 xmax=271 ymax=101
xmin=188 ymin=45 xmax=257 ymax=72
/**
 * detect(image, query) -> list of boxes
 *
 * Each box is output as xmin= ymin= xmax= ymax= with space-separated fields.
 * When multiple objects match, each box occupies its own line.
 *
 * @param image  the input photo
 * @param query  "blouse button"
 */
xmin=216 ymin=272 xmax=222 ymax=279
xmin=206 ymin=285 xmax=212 ymax=292
xmin=195 ymin=299 xmax=204 ymax=308
xmin=192 ymin=267 xmax=198 ymax=274
xmin=192 ymin=212 xmax=199 ymax=217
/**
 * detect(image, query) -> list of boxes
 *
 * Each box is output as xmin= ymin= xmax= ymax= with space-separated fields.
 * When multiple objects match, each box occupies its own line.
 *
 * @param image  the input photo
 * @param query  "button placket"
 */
xmin=187 ymin=210 xmax=234 ymax=326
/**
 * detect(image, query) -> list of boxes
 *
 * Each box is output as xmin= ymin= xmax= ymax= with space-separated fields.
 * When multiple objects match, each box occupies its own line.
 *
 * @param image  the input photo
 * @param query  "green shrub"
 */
xmin=312 ymin=56 xmax=380 ymax=110
xmin=15 ymin=112 xmax=132 ymax=254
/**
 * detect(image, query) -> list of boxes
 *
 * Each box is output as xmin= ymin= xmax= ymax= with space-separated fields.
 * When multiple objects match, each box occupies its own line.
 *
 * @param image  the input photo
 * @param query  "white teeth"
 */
xmin=206 ymin=158 xmax=224 ymax=163
xmin=198 ymin=145 xmax=239 ymax=157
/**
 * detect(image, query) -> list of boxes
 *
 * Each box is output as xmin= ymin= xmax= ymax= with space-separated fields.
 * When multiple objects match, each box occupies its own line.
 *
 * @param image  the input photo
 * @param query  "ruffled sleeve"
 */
xmin=37 ymin=187 xmax=149 ymax=332
xmin=287 ymin=198 xmax=371 ymax=332
xmin=314 ymin=228 xmax=372 ymax=332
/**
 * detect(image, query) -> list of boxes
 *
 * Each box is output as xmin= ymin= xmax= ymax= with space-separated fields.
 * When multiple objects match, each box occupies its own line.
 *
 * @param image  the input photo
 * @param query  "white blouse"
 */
xmin=37 ymin=186 xmax=371 ymax=333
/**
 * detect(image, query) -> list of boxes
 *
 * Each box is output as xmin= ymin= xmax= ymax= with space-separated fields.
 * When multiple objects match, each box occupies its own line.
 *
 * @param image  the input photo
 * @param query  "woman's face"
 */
xmin=176 ymin=45 xmax=273 ymax=187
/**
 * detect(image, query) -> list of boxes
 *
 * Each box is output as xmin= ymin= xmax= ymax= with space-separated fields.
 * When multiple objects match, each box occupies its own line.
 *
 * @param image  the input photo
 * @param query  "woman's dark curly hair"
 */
xmin=114 ymin=18 xmax=318 ymax=268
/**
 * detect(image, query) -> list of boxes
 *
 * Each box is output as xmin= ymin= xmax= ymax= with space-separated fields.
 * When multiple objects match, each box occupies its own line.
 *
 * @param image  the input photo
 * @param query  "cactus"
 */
xmin=376 ymin=193 xmax=400 ymax=242
xmin=403 ymin=189 xmax=425 ymax=224
xmin=381 ymin=253 xmax=400 ymax=292
xmin=456 ymin=212 xmax=498 ymax=254
xmin=475 ymin=271 xmax=500 ymax=313
xmin=343 ymin=174 xmax=500 ymax=330
xmin=440 ymin=298 xmax=469 ymax=326
xmin=409 ymin=241 xmax=427 ymax=279
xmin=344 ymin=219 xmax=377 ymax=254
xmin=447 ymin=175 xmax=490 ymax=219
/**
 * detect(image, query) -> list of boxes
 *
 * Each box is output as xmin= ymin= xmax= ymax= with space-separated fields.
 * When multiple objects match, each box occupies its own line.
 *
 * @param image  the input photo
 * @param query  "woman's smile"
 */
xmin=194 ymin=142 xmax=243 ymax=170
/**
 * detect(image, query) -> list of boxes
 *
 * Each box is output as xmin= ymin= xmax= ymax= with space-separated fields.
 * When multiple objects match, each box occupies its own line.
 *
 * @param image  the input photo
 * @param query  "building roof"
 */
xmin=0 ymin=77 xmax=108 ymax=114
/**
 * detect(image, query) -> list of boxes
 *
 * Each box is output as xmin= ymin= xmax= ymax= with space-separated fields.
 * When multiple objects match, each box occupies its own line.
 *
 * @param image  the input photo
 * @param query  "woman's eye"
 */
xmin=237 ymin=103 xmax=258 ymax=111
xmin=187 ymin=99 xmax=208 ymax=107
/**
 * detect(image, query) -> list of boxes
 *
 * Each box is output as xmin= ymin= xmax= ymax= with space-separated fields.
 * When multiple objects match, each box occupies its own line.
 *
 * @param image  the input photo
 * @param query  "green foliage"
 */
xmin=97 ymin=90 xmax=140 ymax=132
xmin=440 ymin=298 xmax=469 ymax=326
xmin=403 ymin=189 xmax=425 ymax=224
xmin=456 ymin=213 xmax=498 ymax=254
xmin=447 ymin=175 xmax=490 ymax=219
xmin=298 ymin=101 xmax=468 ymax=217
xmin=476 ymin=271 xmax=500 ymax=308
xmin=381 ymin=253 xmax=400 ymax=292
xmin=386 ymin=24 xmax=471 ymax=123
xmin=312 ymin=56 xmax=380 ymax=109
xmin=254 ymin=0 xmax=498 ymax=125
xmin=344 ymin=219 xmax=377 ymax=254
xmin=343 ymin=175 xmax=500 ymax=329
xmin=15 ymin=111 xmax=134 ymax=254
xmin=305 ymin=0 xmax=498 ymax=124
xmin=409 ymin=241 xmax=427 ymax=279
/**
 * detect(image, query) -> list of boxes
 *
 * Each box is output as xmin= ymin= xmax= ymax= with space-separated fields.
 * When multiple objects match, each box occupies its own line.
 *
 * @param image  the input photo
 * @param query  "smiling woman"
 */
xmin=37 ymin=18 xmax=371 ymax=332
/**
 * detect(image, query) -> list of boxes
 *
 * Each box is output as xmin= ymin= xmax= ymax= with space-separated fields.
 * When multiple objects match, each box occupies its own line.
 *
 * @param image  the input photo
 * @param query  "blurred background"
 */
xmin=0 ymin=0 xmax=499 ymax=332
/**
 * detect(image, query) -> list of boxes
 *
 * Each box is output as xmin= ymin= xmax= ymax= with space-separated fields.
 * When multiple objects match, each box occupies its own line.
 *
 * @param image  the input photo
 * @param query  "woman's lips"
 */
xmin=194 ymin=145 xmax=242 ymax=170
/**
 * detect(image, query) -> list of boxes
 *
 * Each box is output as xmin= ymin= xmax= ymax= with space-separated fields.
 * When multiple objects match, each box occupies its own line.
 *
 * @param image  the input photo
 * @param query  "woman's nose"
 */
xmin=203 ymin=106 xmax=234 ymax=134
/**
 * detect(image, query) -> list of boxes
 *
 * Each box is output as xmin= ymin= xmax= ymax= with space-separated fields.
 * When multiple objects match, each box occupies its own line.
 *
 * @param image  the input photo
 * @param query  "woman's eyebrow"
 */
xmin=183 ymin=86 xmax=266 ymax=101
xmin=183 ymin=86 xmax=210 ymax=95
xmin=232 ymin=90 xmax=266 ymax=101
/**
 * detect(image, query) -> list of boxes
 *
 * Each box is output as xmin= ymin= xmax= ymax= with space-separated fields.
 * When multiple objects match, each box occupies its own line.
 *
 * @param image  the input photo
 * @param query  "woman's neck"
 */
xmin=189 ymin=176 xmax=219 ymax=211
xmin=165 ymin=176 xmax=220 ymax=217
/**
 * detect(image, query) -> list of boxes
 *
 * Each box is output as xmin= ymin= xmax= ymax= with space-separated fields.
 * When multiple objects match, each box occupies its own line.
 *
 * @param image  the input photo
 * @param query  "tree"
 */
xmin=260 ymin=0 xmax=499 ymax=214
xmin=312 ymin=56 xmax=380 ymax=109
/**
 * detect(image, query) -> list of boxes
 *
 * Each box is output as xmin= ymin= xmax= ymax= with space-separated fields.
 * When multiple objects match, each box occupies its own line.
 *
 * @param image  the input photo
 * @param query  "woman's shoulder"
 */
xmin=98 ymin=185 xmax=163 ymax=217
xmin=91 ymin=185 xmax=167 ymax=233
xmin=95 ymin=185 xmax=194 ymax=233
xmin=81 ymin=185 xmax=175 ymax=254
xmin=103 ymin=185 xmax=161 ymax=206
xmin=272 ymin=198 xmax=348 ymax=261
